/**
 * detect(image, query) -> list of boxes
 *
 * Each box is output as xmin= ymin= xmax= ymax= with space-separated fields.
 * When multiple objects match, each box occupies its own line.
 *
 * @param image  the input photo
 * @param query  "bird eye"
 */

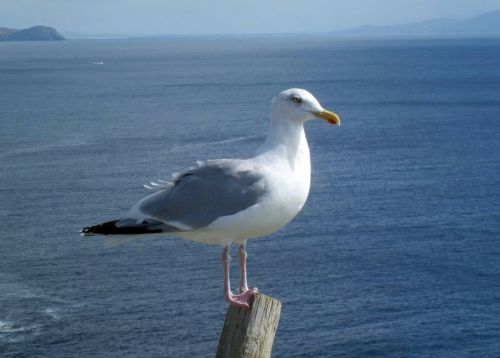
xmin=292 ymin=96 xmax=302 ymax=104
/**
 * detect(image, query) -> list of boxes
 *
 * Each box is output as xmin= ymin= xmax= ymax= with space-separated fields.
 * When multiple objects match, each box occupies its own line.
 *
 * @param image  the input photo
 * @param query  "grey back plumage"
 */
xmin=132 ymin=160 xmax=268 ymax=230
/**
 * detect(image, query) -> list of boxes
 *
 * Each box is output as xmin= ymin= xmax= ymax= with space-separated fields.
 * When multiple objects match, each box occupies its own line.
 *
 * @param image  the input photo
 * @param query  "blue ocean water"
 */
xmin=0 ymin=36 xmax=499 ymax=357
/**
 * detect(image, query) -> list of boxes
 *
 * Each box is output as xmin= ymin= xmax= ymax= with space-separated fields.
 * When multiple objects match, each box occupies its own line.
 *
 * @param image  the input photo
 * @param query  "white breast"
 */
xmin=183 ymin=129 xmax=311 ymax=246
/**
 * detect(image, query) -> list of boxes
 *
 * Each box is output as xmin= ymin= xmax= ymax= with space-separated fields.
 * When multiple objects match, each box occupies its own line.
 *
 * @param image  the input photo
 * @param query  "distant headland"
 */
xmin=0 ymin=26 xmax=65 ymax=41
xmin=332 ymin=9 xmax=500 ymax=36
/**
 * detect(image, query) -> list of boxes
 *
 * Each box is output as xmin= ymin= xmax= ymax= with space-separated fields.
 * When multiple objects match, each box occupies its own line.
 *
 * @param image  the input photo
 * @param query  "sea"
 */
xmin=0 ymin=36 xmax=499 ymax=357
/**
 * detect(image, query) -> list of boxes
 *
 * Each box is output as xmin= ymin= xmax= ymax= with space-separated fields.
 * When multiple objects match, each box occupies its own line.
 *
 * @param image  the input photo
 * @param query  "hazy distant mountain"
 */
xmin=0 ymin=27 xmax=18 ymax=38
xmin=334 ymin=10 xmax=500 ymax=36
xmin=0 ymin=26 xmax=65 ymax=41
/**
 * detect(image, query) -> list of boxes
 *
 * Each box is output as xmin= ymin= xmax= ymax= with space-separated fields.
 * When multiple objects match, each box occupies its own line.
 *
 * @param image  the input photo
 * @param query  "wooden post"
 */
xmin=216 ymin=293 xmax=282 ymax=358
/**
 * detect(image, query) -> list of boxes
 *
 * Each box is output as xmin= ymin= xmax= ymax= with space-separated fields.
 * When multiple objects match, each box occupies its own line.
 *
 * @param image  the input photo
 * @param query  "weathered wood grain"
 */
xmin=216 ymin=293 xmax=282 ymax=358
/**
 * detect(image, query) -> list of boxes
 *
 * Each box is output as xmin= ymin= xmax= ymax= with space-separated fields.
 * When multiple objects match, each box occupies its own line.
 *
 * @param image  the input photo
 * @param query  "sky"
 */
xmin=1 ymin=0 xmax=500 ymax=35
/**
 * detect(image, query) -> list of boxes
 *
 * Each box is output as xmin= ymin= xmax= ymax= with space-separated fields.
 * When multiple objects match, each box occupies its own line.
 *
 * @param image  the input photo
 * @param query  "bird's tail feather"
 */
xmin=81 ymin=218 xmax=178 ymax=237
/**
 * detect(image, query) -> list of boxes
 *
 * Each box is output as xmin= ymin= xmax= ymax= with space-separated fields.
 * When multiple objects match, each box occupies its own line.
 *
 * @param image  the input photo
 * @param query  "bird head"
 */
xmin=271 ymin=88 xmax=341 ymax=126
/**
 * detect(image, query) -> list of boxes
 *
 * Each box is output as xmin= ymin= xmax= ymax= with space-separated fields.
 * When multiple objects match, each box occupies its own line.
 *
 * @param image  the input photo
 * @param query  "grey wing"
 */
xmin=130 ymin=160 xmax=267 ymax=230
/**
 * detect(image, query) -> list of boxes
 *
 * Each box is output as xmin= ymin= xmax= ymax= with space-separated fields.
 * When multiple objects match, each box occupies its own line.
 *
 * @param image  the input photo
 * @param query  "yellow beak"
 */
xmin=313 ymin=109 xmax=341 ymax=126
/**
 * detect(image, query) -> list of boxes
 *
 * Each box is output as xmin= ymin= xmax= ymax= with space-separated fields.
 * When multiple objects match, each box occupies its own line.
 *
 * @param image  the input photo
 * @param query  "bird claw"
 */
xmin=226 ymin=288 xmax=259 ymax=309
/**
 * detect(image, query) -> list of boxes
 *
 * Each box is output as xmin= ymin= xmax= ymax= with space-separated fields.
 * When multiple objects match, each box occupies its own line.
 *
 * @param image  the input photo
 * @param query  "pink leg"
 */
xmin=239 ymin=243 xmax=249 ymax=292
xmin=222 ymin=246 xmax=256 ymax=309
xmin=238 ymin=242 xmax=258 ymax=295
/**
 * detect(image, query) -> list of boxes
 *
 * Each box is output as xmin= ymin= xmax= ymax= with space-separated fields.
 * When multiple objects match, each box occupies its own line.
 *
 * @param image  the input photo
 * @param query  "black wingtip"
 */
xmin=81 ymin=220 xmax=121 ymax=236
xmin=80 ymin=226 xmax=96 ymax=236
xmin=81 ymin=219 xmax=165 ymax=236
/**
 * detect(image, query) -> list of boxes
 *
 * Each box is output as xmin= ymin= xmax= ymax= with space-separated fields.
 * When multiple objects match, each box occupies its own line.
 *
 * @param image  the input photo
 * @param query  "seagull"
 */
xmin=82 ymin=88 xmax=340 ymax=308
